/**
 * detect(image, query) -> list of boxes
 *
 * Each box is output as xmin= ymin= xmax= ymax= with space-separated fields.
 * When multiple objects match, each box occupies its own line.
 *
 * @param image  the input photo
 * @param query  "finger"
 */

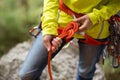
xmin=46 ymin=42 xmax=51 ymax=51
xmin=56 ymin=37 xmax=62 ymax=46
xmin=73 ymin=17 xmax=84 ymax=27
xmin=78 ymin=23 xmax=88 ymax=32
xmin=73 ymin=16 xmax=84 ymax=22
xmin=52 ymin=46 xmax=55 ymax=51
xmin=52 ymin=38 xmax=61 ymax=48
xmin=52 ymin=37 xmax=62 ymax=51
xmin=43 ymin=35 xmax=52 ymax=51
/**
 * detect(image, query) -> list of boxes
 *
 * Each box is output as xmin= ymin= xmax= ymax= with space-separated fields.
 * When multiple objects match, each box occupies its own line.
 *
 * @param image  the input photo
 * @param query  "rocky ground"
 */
xmin=0 ymin=40 xmax=106 ymax=80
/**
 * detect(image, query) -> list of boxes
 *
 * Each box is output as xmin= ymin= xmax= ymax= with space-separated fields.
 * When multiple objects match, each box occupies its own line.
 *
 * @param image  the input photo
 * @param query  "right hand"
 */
xmin=74 ymin=15 xmax=92 ymax=32
xmin=43 ymin=35 xmax=62 ymax=52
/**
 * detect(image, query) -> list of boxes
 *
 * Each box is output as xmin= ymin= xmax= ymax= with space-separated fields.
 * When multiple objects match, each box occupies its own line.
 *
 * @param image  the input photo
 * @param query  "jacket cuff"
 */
xmin=42 ymin=27 xmax=58 ymax=36
xmin=88 ymin=13 xmax=98 ymax=25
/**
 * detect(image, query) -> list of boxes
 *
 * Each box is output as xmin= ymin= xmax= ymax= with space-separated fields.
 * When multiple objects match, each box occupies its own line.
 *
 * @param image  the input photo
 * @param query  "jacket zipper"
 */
xmin=97 ymin=21 xmax=104 ymax=39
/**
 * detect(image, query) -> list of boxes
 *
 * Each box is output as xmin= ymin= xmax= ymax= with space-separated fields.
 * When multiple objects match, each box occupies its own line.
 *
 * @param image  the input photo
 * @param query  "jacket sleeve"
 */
xmin=41 ymin=0 xmax=59 ymax=36
xmin=88 ymin=0 xmax=120 ymax=25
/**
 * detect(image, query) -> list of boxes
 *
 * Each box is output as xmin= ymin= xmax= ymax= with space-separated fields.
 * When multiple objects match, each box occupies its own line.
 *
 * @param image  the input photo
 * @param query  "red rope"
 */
xmin=47 ymin=21 xmax=109 ymax=80
xmin=47 ymin=0 xmax=113 ymax=79
xmin=48 ymin=47 xmax=54 ymax=80
xmin=48 ymin=21 xmax=79 ymax=80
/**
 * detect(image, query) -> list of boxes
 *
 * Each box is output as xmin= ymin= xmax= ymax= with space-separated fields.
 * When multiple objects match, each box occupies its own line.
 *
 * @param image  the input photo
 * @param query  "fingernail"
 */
xmin=52 ymin=46 xmax=55 ymax=50
xmin=48 ymin=48 xmax=50 ymax=51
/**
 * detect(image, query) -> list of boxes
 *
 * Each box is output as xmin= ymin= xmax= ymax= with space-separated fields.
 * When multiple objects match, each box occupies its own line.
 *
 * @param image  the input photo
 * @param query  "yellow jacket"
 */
xmin=41 ymin=0 xmax=120 ymax=39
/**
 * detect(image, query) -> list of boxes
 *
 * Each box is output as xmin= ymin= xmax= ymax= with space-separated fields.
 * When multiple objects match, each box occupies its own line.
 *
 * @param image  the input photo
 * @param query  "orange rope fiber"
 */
xmin=47 ymin=0 xmax=111 ymax=79
xmin=48 ymin=21 xmax=79 ymax=80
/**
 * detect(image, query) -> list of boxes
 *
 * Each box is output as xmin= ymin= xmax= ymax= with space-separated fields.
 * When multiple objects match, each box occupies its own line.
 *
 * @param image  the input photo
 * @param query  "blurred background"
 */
xmin=0 ymin=0 xmax=43 ymax=56
xmin=0 ymin=0 xmax=120 ymax=80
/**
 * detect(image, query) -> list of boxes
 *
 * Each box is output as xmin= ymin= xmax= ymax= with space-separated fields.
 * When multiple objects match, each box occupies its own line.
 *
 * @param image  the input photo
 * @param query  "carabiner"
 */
xmin=29 ymin=25 xmax=41 ymax=38
xmin=112 ymin=56 xmax=119 ymax=68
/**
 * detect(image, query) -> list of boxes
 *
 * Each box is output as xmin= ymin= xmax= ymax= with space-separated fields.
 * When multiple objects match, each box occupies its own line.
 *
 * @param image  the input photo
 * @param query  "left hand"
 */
xmin=74 ymin=15 xmax=92 ymax=32
xmin=43 ymin=35 xmax=62 ymax=52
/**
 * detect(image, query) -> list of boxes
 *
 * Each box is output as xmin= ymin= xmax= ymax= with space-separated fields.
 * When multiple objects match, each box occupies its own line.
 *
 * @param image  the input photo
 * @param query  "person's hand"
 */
xmin=43 ymin=35 xmax=62 ymax=52
xmin=74 ymin=15 xmax=92 ymax=32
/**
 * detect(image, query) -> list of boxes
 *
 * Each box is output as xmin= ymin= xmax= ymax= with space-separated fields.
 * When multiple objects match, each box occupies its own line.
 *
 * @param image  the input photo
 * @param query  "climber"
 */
xmin=19 ymin=0 xmax=120 ymax=80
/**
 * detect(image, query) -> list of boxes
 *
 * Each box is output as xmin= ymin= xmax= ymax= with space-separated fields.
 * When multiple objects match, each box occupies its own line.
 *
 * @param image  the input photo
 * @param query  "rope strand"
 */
xmin=48 ymin=21 xmax=79 ymax=80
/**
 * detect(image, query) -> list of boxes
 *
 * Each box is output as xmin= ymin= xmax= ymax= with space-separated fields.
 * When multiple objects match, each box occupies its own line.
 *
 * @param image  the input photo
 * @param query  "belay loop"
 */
xmin=107 ymin=15 xmax=120 ymax=68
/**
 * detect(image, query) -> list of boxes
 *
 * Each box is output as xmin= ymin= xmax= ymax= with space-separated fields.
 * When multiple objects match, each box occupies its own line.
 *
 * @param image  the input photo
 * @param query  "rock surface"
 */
xmin=0 ymin=40 xmax=106 ymax=80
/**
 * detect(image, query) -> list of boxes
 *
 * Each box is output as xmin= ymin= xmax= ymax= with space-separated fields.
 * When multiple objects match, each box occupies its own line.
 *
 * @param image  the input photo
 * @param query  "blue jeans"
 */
xmin=19 ymin=33 xmax=106 ymax=80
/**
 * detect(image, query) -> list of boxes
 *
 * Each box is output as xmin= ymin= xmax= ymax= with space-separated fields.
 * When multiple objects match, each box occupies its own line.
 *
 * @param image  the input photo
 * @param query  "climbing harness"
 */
xmin=59 ymin=0 xmax=109 ymax=46
xmin=105 ymin=15 xmax=120 ymax=68
xmin=59 ymin=0 xmax=120 ymax=69
xmin=59 ymin=0 xmax=84 ymax=18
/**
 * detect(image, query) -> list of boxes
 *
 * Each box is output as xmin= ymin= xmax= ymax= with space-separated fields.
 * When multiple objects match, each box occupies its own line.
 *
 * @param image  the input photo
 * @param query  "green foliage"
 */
xmin=0 ymin=0 xmax=43 ymax=56
xmin=103 ymin=57 xmax=120 ymax=80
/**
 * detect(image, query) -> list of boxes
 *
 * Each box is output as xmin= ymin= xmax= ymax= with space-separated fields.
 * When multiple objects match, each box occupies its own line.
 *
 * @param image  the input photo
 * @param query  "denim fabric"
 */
xmin=76 ymin=41 xmax=105 ymax=80
xmin=19 ymin=33 xmax=66 ymax=80
xmin=19 ymin=33 xmax=105 ymax=80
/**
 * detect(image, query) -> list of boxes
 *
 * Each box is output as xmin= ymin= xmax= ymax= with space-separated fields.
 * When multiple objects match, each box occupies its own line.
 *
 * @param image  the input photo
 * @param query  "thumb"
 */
xmin=43 ymin=35 xmax=52 ymax=51
xmin=73 ymin=17 xmax=83 ymax=22
xmin=78 ymin=25 xmax=86 ymax=32
xmin=46 ymin=41 xmax=51 ymax=51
